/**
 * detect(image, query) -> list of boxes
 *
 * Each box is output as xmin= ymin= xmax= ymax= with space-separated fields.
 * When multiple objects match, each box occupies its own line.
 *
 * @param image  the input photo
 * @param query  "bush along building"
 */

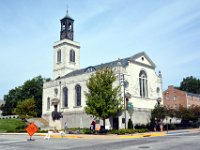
xmin=42 ymin=11 xmax=163 ymax=130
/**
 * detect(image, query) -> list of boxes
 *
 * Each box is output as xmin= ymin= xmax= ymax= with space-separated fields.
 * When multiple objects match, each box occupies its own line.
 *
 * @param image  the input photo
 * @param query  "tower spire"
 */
xmin=66 ymin=5 xmax=69 ymax=15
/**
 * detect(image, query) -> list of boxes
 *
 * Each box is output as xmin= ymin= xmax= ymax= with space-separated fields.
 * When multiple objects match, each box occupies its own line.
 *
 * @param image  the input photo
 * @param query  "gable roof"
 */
xmin=57 ymin=51 xmax=156 ymax=80
xmin=129 ymin=51 xmax=156 ymax=68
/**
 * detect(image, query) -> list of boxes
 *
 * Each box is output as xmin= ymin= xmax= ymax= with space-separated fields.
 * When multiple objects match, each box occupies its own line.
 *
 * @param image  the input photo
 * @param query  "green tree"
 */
xmin=150 ymin=103 xmax=166 ymax=130
xmin=21 ymin=76 xmax=44 ymax=117
xmin=13 ymin=97 xmax=37 ymax=119
xmin=1 ymin=76 xmax=48 ymax=117
xmin=84 ymin=67 xmax=123 ymax=127
xmin=1 ymin=87 xmax=23 ymax=116
xmin=151 ymin=104 xmax=166 ymax=121
xmin=175 ymin=105 xmax=194 ymax=121
xmin=189 ymin=105 xmax=200 ymax=121
xmin=179 ymin=76 xmax=200 ymax=94
xmin=175 ymin=105 xmax=200 ymax=121
xmin=165 ymin=108 xmax=176 ymax=118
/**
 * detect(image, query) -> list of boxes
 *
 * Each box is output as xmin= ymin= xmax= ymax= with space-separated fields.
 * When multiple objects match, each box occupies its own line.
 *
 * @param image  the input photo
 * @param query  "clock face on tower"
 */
xmin=67 ymin=32 xmax=73 ymax=39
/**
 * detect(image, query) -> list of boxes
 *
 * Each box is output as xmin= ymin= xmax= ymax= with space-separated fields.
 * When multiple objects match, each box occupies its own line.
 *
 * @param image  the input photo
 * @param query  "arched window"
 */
xmin=47 ymin=97 xmax=50 ymax=110
xmin=75 ymin=84 xmax=81 ymax=106
xmin=68 ymin=23 xmax=72 ymax=30
xmin=57 ymin=49 xmax=61 ymax=63
xmin=84 ymin=66 xmax=96 ymax=73
xmin=62 ymin=23 xmax=66 ymax=31
xmin=70 ymin=49 xmax=75 ymax=62
xmin=139 ymin=70 xmax=148 ymax=97
xmin=63 ymin=87 xmax=68 ymax=107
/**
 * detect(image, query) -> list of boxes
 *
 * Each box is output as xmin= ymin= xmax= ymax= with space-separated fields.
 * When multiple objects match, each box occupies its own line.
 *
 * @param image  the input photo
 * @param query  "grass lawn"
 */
xmin=0 ymin=118 xmax=27 ymax=133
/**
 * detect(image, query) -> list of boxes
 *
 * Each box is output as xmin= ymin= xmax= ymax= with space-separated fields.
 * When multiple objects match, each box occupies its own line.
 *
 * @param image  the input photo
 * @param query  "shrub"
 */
xmin=16 ymin=124 xmax=26 ymax=129
xmin=135 ymin=124 xmax=149 ymax=129
xmin=38 ymin=130 xmax=48 ymax=133
xmin=108 ymin=128 xmax=148 ymax=135
xmin=128 ymin=119 xmax=133 ymax=129
xmin=16 ymin=129 xmax=26 ymax=133
xmin=135 ymin=128 xmax=149 ymax=133
xmin=82 ymin=128 xmax=91 ymax=134
xmin=67 ymin=128 xmax=79 ymax=131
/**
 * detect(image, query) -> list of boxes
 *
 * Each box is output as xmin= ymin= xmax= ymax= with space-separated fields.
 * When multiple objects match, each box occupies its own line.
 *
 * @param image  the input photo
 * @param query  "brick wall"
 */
xmin=187 ymin=94 xmax=200 ymax=107
xmin=163 ymin=86 xmax=187 ymax=109
xmin=163 ymin=85 xmax=200 ymax=109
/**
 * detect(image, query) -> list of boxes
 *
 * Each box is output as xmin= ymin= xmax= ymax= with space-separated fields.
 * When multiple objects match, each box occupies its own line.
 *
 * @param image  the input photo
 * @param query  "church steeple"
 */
xmin=53 ymin=10 xmax=80 ymax=79
xmin=60 ymin=10 xmax=74 ymax=40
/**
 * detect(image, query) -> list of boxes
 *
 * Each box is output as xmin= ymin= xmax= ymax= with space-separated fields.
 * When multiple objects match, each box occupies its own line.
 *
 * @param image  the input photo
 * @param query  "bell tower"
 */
xmin=60 ymin=10 xmax=74 ymax=40
xmin=53 ymin=11 xmax=80 ymax=79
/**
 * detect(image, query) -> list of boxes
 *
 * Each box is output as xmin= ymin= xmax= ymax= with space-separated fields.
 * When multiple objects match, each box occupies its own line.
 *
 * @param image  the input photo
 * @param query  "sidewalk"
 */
xmin=166 ymin=128 xmax=200 ymax=135
xmin=1 ymin=128 xmax=199 ymax=139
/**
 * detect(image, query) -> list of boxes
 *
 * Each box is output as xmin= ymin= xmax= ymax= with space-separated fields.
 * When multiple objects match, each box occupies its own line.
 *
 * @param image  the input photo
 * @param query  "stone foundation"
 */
xmin=43 ymin=108 xmax=152 ymax=130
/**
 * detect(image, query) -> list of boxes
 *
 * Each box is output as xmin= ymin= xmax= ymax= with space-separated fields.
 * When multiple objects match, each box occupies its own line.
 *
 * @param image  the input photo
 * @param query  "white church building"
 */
xmin=42 ymin=12 xmax=163 ymax=130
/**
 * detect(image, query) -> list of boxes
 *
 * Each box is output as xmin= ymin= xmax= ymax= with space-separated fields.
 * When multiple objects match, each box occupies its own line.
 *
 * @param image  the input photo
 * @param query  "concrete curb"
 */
xmin=0 ymin=132 xmax=167 ymax=139
xmin=119 ymin=132 xmax=166 ymax=139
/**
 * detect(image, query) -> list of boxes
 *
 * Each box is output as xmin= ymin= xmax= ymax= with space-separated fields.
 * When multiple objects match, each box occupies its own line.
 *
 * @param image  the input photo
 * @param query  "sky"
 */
xmin=0 ymin=0 xmax=200 ymax=100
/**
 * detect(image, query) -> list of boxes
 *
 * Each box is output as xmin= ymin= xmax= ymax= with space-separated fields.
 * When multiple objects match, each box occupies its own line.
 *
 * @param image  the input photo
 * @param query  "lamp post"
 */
xmin=61 ymin=107 xmax=64 ymax=129
xmin=59 ymin=81 xmax=62 ymax=108
xmin=117 ymin=59 xmax=127 ymax=129
xmin=156 ymin=97 xmax=163 ymax=131
xmin=59 ymin=81 xmax=62 ymax=129
xmin=122 ymin=73 xmax=127 ymax=129
xmin=157 ymin=97 xmax=161 ymax=106
xmin=166 ymin=117 xmax=169 ymax=133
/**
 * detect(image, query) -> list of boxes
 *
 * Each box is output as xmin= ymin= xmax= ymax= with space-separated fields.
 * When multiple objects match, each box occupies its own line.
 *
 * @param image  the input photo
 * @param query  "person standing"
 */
xmin=90 ymin=120 xmax=96 ymax=133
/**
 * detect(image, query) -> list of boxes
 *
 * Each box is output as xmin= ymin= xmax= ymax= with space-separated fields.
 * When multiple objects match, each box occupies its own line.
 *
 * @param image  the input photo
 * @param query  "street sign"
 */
xmin=128 ymin=102 xmax=133 ymax=109
xmin=26 ymin=123 xmax=38 ymax=137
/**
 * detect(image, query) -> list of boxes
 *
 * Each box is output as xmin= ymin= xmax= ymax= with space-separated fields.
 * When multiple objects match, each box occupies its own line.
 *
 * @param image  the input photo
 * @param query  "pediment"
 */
xmin=129 ymin=52 xmax=156 ymax=68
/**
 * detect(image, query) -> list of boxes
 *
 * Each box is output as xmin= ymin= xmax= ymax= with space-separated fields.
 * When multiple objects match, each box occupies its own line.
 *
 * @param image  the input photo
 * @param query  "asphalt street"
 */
xmin=0 ymin=131 xmax=200 ymax=150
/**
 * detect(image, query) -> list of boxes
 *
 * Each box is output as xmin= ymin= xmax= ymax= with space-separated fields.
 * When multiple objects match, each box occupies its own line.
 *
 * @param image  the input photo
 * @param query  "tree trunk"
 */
xmin=103 ymin=119 xmax=105 ymax=128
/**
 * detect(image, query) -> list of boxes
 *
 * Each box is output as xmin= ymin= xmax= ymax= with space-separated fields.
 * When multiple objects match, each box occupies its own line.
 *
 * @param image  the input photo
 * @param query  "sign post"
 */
xmin=128 ymin=102 xmax=134 ymax=117
xmin=26 ymin=123 xmax=38 ymax=141
xmin=127 ymin=102 xmax=133 ymax=110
